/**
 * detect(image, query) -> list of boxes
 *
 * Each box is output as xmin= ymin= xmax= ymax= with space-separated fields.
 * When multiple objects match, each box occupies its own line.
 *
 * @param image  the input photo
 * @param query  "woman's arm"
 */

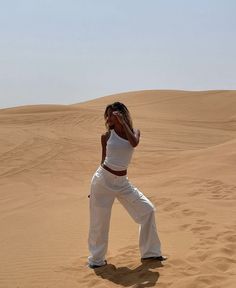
xmin=113 ymin=111 xmax=140 ymax=147
xmin=101 ymin=132 xmax=110 ymax=164
xmin=122 ymin=122 xmax=140 ymax=147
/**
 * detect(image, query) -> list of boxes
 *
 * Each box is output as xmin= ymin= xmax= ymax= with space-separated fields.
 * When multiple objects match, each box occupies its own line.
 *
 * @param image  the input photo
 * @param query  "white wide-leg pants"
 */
xmin=88 ymin=166 xmax=162 ymax=266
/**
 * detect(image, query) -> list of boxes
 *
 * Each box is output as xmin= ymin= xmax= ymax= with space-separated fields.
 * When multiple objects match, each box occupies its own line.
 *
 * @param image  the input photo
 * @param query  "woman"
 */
xmin=88 ymin=102 xmax=166 ymax=268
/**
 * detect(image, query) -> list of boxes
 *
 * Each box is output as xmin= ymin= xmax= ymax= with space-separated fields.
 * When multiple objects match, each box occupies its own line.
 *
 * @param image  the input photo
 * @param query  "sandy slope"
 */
xmin=0 ymin=90 xmax=235 ymax=288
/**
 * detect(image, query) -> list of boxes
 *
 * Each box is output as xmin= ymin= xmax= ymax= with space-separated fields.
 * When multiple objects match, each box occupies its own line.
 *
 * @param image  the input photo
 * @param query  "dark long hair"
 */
xmin=104 ymin=102 xmax=134 ymax=132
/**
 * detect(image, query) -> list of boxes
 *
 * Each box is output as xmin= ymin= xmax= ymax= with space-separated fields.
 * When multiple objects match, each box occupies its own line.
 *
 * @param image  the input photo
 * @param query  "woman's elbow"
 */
xmin=131 ymin=140 xmax=139 ymax=148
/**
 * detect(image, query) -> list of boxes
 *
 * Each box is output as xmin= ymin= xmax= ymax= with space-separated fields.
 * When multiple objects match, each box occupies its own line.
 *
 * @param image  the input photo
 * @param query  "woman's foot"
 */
xmin=141 ymin=256 xmax=167 ymax=262
xmin=88 ymin=260 xmax=107 ymax=269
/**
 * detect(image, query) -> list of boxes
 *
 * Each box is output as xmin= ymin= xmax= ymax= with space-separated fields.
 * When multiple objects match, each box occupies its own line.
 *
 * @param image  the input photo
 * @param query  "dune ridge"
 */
xmin=0 ymin=90 xmax=235 ymax=287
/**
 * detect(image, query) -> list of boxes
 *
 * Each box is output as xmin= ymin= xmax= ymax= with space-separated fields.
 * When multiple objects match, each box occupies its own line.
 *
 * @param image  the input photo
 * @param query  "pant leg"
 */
xmin=139 ymin=210 xmax=162 ymax=258
xmin=116 ymin=178 xmax=162 ymax=258
xmin=88 ymin=167 xmax=115 ymax=266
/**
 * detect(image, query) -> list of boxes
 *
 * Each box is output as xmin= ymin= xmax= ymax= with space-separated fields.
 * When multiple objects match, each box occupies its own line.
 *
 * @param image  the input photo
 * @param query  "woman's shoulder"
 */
xmin=101 ymin=131 xmax=111 ymax=143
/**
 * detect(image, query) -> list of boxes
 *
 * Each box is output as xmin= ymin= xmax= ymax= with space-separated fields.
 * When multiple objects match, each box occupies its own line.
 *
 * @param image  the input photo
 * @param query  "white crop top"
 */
xmin=104 ymin=129 xmax=134 ymax=171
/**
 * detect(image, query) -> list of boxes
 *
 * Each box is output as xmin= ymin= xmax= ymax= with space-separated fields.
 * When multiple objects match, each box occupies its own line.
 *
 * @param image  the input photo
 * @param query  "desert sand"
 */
xmin=0 ymin=90 xmax=236 ymax=287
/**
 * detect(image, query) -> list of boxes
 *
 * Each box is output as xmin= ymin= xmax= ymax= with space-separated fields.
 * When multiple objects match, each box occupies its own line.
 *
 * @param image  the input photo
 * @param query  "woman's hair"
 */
xmin=104 ymin=102 xmax=134 ymax=131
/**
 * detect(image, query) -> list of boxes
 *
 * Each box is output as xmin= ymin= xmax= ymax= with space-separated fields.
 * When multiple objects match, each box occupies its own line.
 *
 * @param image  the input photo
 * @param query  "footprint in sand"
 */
xmin=188 ymin=178 xmax=236 ymax=201
xmin=181 ymin=208 xmax=207 ymax=217
xmin=163 ymin=201 xmax=182 ymax=212
xmin=190 ymin=219 xmax=213 ymax=234
xmin=188 ymin=189 xmax=204 ymax=197
xmin=201 ymin=179 xmax=236 ymax=200
xmin=191 ymin=225 xmax=212 ymax=234
xmin=216 ymin=229 xmax=236 ymax=248
xmin=179 ymin=223 xmax=192 ymax=230
xmin=212 ymin=256 xmax=236 ymax=272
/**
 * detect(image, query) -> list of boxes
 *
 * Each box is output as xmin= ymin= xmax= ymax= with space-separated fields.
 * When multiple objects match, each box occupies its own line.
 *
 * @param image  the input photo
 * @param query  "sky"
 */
xmin=0 ymin=0 xmax=236 ymax=109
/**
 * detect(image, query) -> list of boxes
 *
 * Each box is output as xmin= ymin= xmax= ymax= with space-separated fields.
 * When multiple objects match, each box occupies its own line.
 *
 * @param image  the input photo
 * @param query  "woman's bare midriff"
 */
xmin=102 ymin=164 xmax=127 ymax=176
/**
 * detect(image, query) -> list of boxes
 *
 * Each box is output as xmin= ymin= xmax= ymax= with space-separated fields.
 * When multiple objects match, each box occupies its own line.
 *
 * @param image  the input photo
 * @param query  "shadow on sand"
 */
xmin=93 ymin=260 xmax=163 ymax=287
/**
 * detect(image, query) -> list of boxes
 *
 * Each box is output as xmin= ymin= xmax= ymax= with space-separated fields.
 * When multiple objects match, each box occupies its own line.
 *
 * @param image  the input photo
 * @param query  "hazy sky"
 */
xmin=0 ymin=0 xmax=235 ymax=108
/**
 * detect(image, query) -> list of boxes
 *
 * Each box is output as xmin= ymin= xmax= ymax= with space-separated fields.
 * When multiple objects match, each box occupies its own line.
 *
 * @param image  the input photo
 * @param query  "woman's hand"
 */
xmin=112 ymin=111 xmax=125 ymax=125
xmin=113 ymin=111 xmax=140 ymax=147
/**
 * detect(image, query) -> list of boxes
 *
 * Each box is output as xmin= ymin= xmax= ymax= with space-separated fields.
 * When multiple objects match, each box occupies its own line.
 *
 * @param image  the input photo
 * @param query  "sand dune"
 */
xmin=0 ymin=90 xmax=235 ymax=287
